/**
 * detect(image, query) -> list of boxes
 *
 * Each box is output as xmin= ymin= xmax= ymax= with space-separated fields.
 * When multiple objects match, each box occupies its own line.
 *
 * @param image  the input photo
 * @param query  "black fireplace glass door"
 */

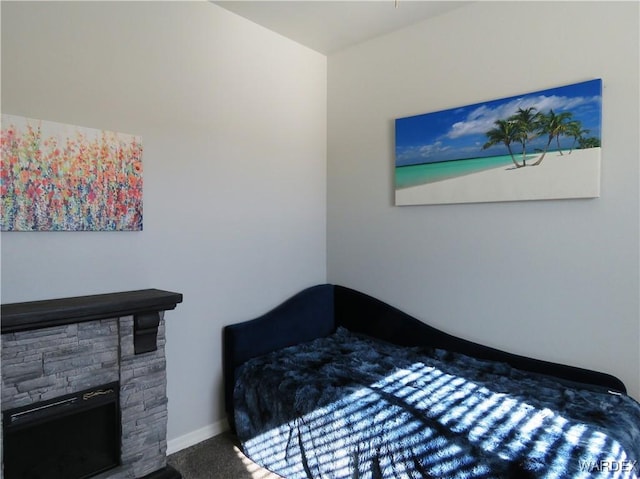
xmin=3 ymin=383 xmax=120 ymax=479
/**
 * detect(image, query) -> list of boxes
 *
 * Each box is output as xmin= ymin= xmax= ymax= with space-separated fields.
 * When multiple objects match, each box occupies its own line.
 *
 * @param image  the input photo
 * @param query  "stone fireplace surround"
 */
xmin=1 ymin=289 xmax=183 ymax=479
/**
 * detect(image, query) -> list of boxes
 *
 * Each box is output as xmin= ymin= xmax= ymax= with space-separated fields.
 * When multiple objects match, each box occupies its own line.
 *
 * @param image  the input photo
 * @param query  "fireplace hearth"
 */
xmin=1 ymin=289 xmax=183 ymax=479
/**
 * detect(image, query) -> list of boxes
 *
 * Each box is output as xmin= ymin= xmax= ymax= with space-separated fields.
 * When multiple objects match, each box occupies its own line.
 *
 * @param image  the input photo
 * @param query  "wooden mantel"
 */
xmin=1 ymin=289 xmax=183 ymax=334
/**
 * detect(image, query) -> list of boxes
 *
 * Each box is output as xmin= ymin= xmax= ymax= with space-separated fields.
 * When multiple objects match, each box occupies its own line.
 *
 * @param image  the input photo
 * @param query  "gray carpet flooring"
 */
xmin=167 ymin=431 xmax=283 ymax=479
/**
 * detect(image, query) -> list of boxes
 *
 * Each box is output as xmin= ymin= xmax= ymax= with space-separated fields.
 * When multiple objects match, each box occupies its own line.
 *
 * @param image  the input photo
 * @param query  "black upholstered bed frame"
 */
xmin=223 ymin=284 xmax=626 ymax=432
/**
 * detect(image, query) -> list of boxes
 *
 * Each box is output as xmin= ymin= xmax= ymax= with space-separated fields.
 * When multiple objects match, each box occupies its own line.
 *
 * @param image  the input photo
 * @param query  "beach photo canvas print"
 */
xmin=395 ymin=79 xmax=602 ymax=206
xmin=1 ymin=115 xmax=143 ymax=231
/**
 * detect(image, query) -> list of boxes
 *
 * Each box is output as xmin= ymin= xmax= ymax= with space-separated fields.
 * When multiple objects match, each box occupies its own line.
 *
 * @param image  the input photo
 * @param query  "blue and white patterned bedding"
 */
xmin=234 ymin=327 xmax=640 ymax=479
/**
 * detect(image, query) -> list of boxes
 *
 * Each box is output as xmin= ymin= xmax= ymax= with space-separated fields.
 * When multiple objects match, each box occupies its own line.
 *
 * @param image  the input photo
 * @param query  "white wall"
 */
xmin=1 ymin=1 xmax=327 ymax=444
xmin=327 ymin=1 xmax=640 ymax=398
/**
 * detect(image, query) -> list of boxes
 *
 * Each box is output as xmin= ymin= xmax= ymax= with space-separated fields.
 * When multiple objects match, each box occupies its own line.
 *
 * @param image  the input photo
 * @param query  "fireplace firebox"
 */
xmin=3 ymin=382 xmax=121 ymax=479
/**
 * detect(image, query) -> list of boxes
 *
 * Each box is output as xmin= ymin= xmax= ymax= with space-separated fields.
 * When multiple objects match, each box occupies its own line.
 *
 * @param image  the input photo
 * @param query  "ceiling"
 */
xmin=212 ymin=1 xmax=472 ymax=55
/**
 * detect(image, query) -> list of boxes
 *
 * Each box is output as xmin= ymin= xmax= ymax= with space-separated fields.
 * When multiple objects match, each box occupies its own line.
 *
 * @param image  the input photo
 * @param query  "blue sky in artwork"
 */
xmin=395 ymin=79 xmax=602 ymax=167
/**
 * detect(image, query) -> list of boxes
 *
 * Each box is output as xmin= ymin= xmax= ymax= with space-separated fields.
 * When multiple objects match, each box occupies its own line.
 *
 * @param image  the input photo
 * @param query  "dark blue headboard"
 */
xmin=333 ymin=285 xmax=626 ymax=393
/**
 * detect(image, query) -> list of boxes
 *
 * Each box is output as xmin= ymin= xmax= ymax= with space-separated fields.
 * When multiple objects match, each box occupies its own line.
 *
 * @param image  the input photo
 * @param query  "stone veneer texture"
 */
xmin=1 ymin=313 xmax=169 ymax=479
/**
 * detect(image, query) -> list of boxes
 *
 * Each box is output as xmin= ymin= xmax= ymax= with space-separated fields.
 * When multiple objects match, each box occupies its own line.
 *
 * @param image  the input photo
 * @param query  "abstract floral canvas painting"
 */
xmin=1 ymin=115 xmax=143 ymax=231
xmin=395 ymin=79 xmax=602 ymax=206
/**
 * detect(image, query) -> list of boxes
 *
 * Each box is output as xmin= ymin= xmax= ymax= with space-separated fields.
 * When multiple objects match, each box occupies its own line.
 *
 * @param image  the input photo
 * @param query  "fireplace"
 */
xmin=1 ymin=289 xmax=183 ymax=479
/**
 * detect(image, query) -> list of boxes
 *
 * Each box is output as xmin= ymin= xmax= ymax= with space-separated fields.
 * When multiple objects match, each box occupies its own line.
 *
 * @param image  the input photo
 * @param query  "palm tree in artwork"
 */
xmin=511 ymin=107 xmax=541 ymax=166
xmin=565 ymin=121 xmax=589 ymax=154
xmin=578 ymin=136 xmax=601 ymax=149
xmin=532 ymin=109 xmax=573 ymax=166
xmin=482 ymin=119 xmax=522 ymax=168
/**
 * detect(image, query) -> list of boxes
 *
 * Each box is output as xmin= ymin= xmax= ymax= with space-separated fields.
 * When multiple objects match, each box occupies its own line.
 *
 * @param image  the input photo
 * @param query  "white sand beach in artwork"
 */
xmin=395 ymin=148 xmax=601 ymax=206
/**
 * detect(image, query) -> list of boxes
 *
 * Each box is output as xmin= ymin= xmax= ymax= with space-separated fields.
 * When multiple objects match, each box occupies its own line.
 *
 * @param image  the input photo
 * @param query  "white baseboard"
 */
xmin=167 ymin=418 xmax=229 ymax=455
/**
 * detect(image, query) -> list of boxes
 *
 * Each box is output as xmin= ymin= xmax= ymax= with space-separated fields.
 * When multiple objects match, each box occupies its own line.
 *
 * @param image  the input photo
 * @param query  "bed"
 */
xmin=223 ymin=284 xmax=640 ymax=479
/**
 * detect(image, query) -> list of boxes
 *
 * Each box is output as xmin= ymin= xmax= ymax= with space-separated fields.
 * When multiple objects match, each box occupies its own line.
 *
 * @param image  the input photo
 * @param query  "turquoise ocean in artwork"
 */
xmin=395 ymin=154 xmax=528 ymax=189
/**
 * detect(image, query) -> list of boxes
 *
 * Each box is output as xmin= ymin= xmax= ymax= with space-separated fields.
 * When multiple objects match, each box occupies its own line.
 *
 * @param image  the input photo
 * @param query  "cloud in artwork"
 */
xmin=396 ymin=141 xmax=450 ymax=164
xmin=446 ymin=94 xmax=600 ymax=140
